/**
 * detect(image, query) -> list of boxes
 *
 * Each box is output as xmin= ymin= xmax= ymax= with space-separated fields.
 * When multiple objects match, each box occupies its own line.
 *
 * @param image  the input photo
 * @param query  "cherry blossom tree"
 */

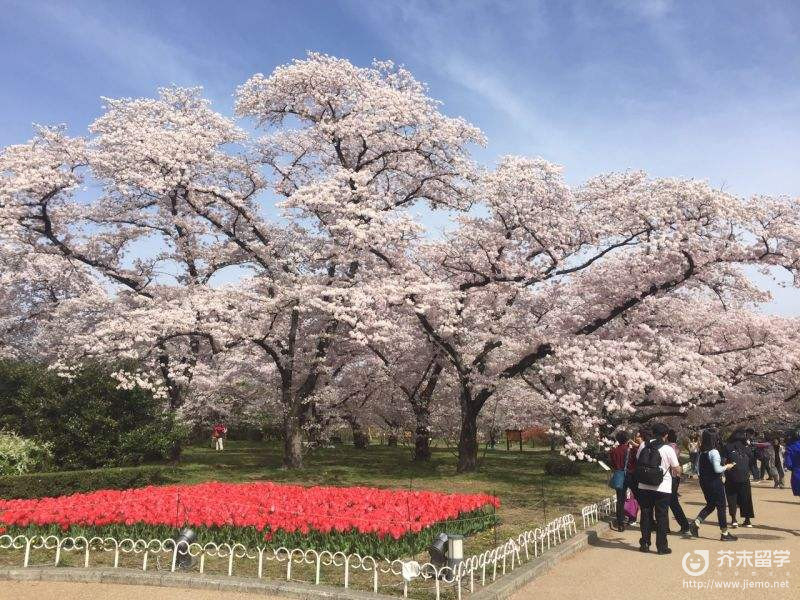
xmin=363 ymin=312 xmax=445 ymax=461
xmin=3 ymin=54 xmax=800 ymax=474
xmin=0 ymin=54 xmax=483 ymax=469
xmin=404 ymin=157 xmax=800 ymax=471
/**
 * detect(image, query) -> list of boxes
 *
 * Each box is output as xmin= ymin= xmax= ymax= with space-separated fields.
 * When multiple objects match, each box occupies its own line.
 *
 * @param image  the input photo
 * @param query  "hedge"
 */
xmin=0 ymin=465 xmax=176 ymax=499
xmin=543 ymin=457 xmax=582 ymax=476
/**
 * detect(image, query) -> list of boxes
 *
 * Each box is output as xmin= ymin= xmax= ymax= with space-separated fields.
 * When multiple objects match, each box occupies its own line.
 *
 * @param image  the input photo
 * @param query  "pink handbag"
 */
xmin=624 ymin=496 xmax=639 ymax=520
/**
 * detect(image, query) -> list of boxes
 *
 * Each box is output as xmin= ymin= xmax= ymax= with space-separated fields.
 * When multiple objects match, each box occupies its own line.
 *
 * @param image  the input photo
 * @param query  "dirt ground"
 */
xmin=513 ymin=478 xmax=799 ymax=599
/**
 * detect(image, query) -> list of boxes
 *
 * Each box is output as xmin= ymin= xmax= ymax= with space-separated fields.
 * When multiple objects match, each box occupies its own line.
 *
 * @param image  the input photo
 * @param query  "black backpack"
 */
xmin=635 ymin=441 xmax=665 ymax=486
xmin=724 ymin=444 xmax=750 ymax=483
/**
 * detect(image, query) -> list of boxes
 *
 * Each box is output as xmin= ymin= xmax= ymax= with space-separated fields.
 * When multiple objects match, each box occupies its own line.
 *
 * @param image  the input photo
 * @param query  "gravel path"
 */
xmin=513 ymin=478 xmax=799 ymax=599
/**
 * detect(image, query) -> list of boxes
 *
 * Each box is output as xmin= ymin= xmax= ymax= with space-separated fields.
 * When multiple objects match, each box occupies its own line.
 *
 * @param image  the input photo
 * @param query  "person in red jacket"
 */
xmin=212 ymin=423 xmax=227 ymax=451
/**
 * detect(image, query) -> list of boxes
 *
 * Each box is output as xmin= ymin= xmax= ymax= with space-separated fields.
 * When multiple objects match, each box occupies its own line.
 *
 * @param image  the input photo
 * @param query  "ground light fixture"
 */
xmin=427 ymin=532 xmax=464 ymax=574
xmin=173 ymin=528 xmax=197 ymax=570
xmin=428 ymin=532 xmax=448 ymax=566
xmin=445 ymin=534 xmax=464 ymax=570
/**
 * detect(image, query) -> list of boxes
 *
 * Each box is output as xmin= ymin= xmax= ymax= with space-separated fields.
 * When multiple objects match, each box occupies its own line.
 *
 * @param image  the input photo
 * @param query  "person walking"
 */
xmin=745 ymin=428 xmax=761 ymax=481
xmin=723 ymin=429 xmax=755 ymax=528
xmin=757 ymin=438 xmax=781 ymax=487
xmin=635 ymin=422 xmax=681 ymax=554
xmin=667 ymin=429 xmax=692 ymax=535
xmin=689 ymin=428 xmax=737 ymax=541
xmin=774 ymin=436 xmax=786 ymax=488
xmin=609 ymin=430 xmax=635 ymax=531
xmin=785 ymin=429 xmax=800 ymax=499
xmin=688 ymin=433 xmax=700 ymax=479
xmin=212 ymin=422 xmax=227 ymax=451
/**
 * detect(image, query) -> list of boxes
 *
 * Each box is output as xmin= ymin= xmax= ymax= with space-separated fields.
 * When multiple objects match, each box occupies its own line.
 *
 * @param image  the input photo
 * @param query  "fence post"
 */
xmin=23 ymin=538 xmax=32 ymax=568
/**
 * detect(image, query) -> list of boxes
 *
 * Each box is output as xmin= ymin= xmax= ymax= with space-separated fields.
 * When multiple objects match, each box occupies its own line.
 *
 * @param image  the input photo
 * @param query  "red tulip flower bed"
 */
xmin=0 ymin=481 xmax=500 ymax=558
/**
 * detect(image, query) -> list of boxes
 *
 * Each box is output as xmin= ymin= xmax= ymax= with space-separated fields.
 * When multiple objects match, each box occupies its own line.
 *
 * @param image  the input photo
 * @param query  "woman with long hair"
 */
xmin=689 ymin=428 xmax=737 ymax=541
xmin=724 ymin=429 xmax=755 ymax=527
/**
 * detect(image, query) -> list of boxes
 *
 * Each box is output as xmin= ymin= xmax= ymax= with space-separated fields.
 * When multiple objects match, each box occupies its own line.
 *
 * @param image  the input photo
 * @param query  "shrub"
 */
xmin=0 ymin=360 xmax=187 ymax=469
xmin=0 ymin=465 xmax=175 ymax=499
xmin=115 ymin=421 xmax=189 ymax=467
xmin=0 ymin=431 xmax=53 ymax=476
xmin=543 ymin=457 xmax=582 ymax=476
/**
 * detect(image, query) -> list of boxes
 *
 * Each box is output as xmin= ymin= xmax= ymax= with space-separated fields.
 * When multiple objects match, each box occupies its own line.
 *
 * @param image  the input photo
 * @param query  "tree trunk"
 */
xmin=457 ymin=386 xmax=491 ymax=473
xmin=282 ymin=408 xmax=303 ymax=469
xmin=412 ymin=405 xmax=431 ymax=462
xmin=387 ymin=433 xmax=398 ymax=447
xmin=351 ymin=420 xmax=369 ymax=449
xmin=457 ymin=407 xmax=479 ymax=472
xmin=169 ymin=440 xmax=183 ymax=462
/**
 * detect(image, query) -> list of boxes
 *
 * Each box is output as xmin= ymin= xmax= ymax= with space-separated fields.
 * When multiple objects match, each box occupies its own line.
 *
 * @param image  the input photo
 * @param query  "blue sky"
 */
xmin=2 ymin=0 xmax=799 ymax=311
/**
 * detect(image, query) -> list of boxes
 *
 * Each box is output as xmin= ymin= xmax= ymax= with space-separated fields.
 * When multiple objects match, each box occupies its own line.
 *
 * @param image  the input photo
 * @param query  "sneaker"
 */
xmin=657 ymin=548 xmax=673 ymax=555
xmin=689 ymin=523 xmax=700 ymax=538
xmin=729 ymin=521 xmax=738 ymax=528
xmin=639 ymin=541 xmax=650 ymax=553
xmin=721 ymin=532 xmax=738 ymax=541
xmin=742 ymin=520 xmax=753 ymax=528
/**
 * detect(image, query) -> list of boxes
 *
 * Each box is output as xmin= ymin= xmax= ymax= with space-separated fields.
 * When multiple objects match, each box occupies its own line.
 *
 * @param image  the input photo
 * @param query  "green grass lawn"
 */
xmin=173 ymin=440 xmax=609 ymax=556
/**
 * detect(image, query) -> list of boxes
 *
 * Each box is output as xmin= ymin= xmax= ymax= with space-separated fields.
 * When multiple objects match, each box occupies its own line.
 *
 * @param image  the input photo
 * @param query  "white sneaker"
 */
xmin=729 ymin=521 xmax=738 ymax=528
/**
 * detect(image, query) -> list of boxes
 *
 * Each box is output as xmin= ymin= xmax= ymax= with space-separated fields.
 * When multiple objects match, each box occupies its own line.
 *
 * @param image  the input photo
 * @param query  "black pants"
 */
xmin=761 ymin=455 xmax=780 ymax=482
xmin=670 ymin=477 xmax=690 ymax=530
xmin=629 ymin=474 xmax=641 ymax=503
xmin=776 ymin=458 xmax=785 ymax=484
xmin=697 ymin=477 xmax=727 ymax=529
xmin=725 ymin=479 xmax=754 ymax=520
xmin=749 ymin=454 xmax=760 ymax=480
xmin=639 ymin=489 xmax=671 ymax=551
xmin=615 ymin=486 xmax=626 ymax=528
